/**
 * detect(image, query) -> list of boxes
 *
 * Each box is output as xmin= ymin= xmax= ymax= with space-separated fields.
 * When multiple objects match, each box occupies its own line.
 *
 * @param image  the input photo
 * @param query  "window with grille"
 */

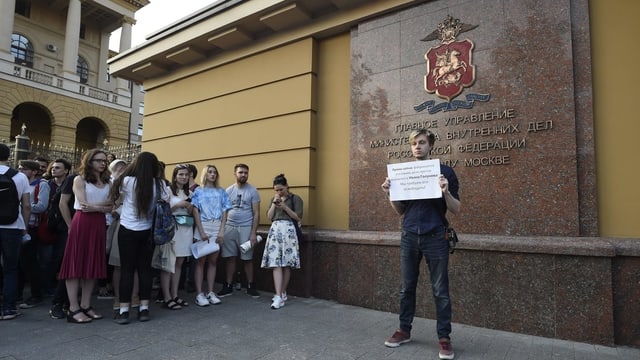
xmin=77 ymin=56 xmax=89 ymax=84
xmin=11 ymin=33 xmax=33 ymax=67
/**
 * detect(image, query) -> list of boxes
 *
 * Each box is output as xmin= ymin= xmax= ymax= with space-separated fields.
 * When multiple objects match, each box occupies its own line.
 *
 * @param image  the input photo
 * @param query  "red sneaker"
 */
xmin=438 ymin=338 xmax=455 ymax=359
xmin=384 ymin=329 xmax=411 ymax=347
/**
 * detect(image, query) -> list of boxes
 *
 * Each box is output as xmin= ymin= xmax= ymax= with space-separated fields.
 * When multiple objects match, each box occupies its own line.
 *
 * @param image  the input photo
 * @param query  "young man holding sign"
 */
xmin=380 ymin=129 xmax=460 ymax=360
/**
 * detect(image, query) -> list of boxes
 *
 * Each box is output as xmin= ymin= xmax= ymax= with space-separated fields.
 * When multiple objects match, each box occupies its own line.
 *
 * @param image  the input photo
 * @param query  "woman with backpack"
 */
xmin=58 ymin=149 xmax=112 ymax=323
xmin=110 ymin=152 xmax=170 ymax=324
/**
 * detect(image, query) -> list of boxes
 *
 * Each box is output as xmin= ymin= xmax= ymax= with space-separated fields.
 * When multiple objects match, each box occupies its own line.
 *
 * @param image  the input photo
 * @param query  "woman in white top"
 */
xmin=58 ymin=149 xmax=112 ymax=323
xmin=110 ymin=152 xmax=169 ymax=324
xmin=160 ymin=164 xmax=205 ymax=309
xmin=106 ymin=159 xmax=137 ymax=313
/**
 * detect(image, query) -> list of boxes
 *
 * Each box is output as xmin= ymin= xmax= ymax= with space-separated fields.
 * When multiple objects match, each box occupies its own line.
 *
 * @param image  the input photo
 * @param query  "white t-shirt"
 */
xmin=118 ymin=176 xmax=170 ymax=231
xmin=0 ymin=165 xmax=30 ymax=230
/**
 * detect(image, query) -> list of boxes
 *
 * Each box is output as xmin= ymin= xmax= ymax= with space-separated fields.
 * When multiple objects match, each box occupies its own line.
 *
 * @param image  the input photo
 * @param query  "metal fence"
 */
xmin=6 ymin=141 xmax=141 ymax=169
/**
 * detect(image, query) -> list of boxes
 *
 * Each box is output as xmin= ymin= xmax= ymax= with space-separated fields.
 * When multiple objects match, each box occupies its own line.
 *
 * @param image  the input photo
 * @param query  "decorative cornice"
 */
xmin=121 ymin=0 xmax=150 ymax=10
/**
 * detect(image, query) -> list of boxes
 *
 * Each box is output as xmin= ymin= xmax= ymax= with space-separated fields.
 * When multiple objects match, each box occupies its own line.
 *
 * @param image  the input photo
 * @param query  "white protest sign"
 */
xmin=386 ymin=159 xmax=442 ymax=201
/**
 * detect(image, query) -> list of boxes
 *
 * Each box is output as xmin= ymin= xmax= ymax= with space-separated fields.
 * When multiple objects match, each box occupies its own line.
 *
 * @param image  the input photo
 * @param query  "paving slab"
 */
xmin=1 ymin=290 xmax=638 ymax=360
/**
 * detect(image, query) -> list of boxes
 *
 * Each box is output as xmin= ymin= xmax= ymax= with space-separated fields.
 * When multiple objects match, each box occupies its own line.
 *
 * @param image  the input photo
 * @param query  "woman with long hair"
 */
xmin=110 ymin=152 xmax=169 ymax=324
xmin=160 ymin=164 xmax=207 ymax=309
xmin=106 ymin=159 xmax=140 ymax=314
xmin=191 ymin=165 xmax=231 ymax=307
xmin=261 ymin=174 xmax=302 ymax=310
xmin=58 ymin=149 xmax=112 ymax=323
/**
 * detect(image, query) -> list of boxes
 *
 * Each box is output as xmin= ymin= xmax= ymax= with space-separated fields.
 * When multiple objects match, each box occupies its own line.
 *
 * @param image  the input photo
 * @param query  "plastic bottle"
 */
xmin=240 ymin=235 xmax=263 ymax=254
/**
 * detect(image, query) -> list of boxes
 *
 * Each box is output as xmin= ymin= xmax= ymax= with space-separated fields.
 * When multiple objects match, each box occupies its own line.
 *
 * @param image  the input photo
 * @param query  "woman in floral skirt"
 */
xmin=261 ymin=174 xmax=302 ymax=310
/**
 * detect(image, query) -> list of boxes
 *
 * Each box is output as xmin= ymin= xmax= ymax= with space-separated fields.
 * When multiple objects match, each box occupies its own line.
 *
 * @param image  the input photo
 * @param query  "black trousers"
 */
xmin=117 ymin=226 xmax=153 ymax=304
xmin=51 ymin=227 xmax=69 ymax=306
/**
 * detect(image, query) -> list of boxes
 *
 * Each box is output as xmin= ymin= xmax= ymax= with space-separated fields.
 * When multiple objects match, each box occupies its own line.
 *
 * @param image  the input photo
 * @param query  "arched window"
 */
xmin=77 ymin=56 xmax=88 ymax=84
xmin=11 ymin=33 xmax=34 ymax=67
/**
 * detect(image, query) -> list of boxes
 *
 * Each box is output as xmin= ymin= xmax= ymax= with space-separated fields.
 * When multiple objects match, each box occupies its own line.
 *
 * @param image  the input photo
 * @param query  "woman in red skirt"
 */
xmin=58 ymin=149 xmax=112 ymax=323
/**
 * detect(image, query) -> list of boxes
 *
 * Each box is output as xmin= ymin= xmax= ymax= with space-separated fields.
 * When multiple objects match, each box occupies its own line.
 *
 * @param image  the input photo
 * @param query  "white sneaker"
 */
xmin=271 ymin=295 xmax=284 ymax=309
xmin=195 ymin=293 xmax=209 ymax=307
xmin=206 ymin=292 xmax=221 ymax=305
xmin=281 ymin=292 xmax=288 ymax=302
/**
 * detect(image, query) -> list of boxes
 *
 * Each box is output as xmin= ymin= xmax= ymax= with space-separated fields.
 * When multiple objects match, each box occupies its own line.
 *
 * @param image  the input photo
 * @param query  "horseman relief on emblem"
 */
xmin=423 ymin=15 xmax=477 ymax=101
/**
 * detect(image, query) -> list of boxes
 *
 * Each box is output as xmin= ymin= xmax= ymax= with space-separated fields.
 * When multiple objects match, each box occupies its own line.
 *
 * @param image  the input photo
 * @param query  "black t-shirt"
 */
xmin=401 ymin=165 xmax=459 ymax=234
xmin=60 ymin=174 xmax=77 ymax=218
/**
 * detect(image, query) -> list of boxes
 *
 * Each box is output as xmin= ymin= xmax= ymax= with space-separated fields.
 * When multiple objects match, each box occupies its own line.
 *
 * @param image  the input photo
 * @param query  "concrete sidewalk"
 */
xmin=1 ymin=289 xmax=638 ymax=360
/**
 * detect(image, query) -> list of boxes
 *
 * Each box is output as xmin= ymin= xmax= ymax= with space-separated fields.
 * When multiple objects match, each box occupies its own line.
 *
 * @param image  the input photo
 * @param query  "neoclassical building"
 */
xmin=0 ymin=0 xmax=147 ymax=151
xmin=112 ymin=0 xmax=640 ymax=347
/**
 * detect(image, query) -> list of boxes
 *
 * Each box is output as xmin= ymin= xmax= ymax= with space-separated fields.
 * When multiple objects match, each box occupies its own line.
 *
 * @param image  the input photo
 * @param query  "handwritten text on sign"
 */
xmin=387 ymin=159 xmax=442 ymax=201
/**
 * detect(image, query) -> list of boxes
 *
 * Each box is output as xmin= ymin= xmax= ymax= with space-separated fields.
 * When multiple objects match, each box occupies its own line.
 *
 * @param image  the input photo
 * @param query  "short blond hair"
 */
xmin=408 ymin=129 xmax=435 ymax=146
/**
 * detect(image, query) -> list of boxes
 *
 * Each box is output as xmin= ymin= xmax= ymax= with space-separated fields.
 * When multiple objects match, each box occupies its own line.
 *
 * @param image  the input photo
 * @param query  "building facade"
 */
xmin=110 ymin=0 xmax=640 ymax=346
xmin=0 ymin=0 xmax=148 ymax=153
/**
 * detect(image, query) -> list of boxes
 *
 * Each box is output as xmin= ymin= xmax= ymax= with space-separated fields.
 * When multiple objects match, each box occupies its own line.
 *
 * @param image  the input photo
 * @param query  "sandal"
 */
xmin=67 ymin=309 xmax=92 ymax=323
xmin=174 ymin=297 xmax=189 ymax=307
xmin=164 ymin=299 xmax=182 ymax=310
xmin=81 ymin=306 xmax=103 ymax=320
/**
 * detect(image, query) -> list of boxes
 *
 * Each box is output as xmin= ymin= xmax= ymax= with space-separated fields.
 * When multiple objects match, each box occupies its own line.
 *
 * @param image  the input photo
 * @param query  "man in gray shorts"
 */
xmin=219 ymin=164 xmax=261 ymax=298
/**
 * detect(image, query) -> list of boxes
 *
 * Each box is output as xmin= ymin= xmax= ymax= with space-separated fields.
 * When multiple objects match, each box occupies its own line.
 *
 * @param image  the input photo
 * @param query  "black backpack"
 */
xmin=0 ymin=168 xmax=20 ymax=225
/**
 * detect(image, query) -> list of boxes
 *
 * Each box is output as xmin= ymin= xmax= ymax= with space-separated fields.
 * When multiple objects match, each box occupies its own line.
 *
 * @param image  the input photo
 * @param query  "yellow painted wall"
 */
xmin=143 ymin=38 xmax=318 ymax=227
xmin=315 ymin=33 xmax=351 ymax=230
xmin=590 ymin=0 xmax=640 ymax=237
xmin=143 ymin=34 xmax=352 ymax=230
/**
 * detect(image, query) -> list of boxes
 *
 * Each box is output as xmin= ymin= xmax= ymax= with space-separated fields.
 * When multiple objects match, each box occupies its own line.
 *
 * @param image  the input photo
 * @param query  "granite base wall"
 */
xmin=224 ymin=230 xmax=638 ymax=346
xmin=303 ymin=230 xmax=640 ymax=347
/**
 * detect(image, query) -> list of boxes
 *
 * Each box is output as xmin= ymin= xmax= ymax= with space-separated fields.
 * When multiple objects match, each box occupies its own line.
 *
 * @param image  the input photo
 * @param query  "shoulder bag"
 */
xmin=437 ymin=204 xmax=458 ymax=254
xmin=289 ymin=194 xmax=303 ymax=241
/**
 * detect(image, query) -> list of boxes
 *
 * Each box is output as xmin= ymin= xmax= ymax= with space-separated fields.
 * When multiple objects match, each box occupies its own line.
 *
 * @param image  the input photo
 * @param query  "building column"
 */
xmin=98 ymin=32 xmax=110 ymax=89
xmin=0 ymin=0 xmax=17 ymax=62
xmin=0 ymin=111 xmax=13 ymax=143
xmin=115 ymin=17 xmax=134 ymax=95
xmin=62 ymin=0 xmax=81 ymax=81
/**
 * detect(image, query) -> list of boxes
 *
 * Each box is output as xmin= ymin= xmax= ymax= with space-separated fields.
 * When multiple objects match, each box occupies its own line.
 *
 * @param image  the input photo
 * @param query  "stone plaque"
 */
xmin=350 ymin=0 xmax=592 ymax=236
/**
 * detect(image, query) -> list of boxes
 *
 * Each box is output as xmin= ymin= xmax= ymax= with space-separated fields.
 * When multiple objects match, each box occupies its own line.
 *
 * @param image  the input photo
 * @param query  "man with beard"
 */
xmin=219 ymin=164 xmax=261 ymax=298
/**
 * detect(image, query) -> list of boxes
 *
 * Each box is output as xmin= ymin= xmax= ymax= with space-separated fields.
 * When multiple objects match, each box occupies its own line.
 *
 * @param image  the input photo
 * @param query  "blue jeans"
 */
xmin=398 ymin=227 xmax=452 ymax=339
xmin=1 ymin=228 xmax=23 ymax=311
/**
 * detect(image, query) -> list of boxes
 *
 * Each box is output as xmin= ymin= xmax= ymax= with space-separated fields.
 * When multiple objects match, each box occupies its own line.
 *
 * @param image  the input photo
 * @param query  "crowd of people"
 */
xmin=1 ymin=130 xmax=461 ymax=359
xmin=0 ymin=145 xmax=304 ymax=325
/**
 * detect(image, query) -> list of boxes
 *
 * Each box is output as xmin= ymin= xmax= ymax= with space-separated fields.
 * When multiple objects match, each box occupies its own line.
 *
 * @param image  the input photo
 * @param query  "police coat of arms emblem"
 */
xmin=423 ymin=15 xmax=477 ymax=101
